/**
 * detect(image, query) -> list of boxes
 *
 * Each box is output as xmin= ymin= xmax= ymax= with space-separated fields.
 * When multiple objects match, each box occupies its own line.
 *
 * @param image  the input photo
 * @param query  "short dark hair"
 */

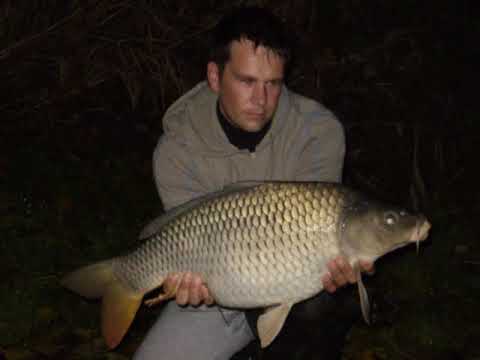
xmin=209 ymin=6 xmax=293 ymax=72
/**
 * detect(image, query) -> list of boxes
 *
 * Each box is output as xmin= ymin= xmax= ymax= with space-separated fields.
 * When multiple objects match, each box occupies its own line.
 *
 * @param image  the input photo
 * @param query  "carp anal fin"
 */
xmin=144 ymin=274 xmax=180 ymax=306
xmin=101 ymin=279 xmax=143 ymax=349
xmin=257 ymin=302 xmax=293 ymax=348
xmin=355 ymin=263 xmax=371 ymax=325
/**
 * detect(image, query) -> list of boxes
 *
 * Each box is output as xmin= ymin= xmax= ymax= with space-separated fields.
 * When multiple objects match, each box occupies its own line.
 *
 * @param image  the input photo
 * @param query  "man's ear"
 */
xmin=207 ymin=62 xmax=221 ymax=93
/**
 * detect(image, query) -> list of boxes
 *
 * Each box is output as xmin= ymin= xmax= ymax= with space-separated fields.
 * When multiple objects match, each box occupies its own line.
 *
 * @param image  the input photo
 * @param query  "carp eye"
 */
xmin=384 ymin=211 xmax=398 ymax=225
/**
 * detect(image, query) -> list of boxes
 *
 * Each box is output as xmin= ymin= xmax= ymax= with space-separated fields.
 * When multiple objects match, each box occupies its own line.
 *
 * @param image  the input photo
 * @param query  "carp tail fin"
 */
xmin=101 ymin=279 xmax=143 ymax=349
xmin=61 ymin=259 xmax=143 ymax=349
xmin=61 ymin=259 xmax=116 ymax=299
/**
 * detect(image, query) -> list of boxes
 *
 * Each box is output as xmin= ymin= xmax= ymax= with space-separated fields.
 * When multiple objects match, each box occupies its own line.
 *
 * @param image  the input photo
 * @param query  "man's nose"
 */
xmin=252 ymin=83 xmax=266 ymax=106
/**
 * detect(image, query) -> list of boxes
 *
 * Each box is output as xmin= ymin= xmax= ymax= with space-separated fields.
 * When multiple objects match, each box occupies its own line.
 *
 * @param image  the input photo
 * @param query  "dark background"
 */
xmin=1 ymin=1 xmax=478 ymax=359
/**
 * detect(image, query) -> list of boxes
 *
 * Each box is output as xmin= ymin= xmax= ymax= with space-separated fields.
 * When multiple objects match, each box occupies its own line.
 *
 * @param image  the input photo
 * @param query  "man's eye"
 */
xmin=267 ymin=80 xmax=281 ymax=87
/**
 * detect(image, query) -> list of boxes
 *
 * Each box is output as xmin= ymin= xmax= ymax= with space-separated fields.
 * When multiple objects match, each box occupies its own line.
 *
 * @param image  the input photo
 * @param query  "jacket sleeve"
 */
xmin=138 ymin=134 xmax=208 ymax=240
xmin=294 ymin=112 xmax=346 ymax=183
xmin=152 ymin=134 xmax=208 ymax=211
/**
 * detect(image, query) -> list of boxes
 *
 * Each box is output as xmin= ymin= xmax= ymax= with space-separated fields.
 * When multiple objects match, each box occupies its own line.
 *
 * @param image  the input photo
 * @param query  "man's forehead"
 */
xmin=226 ymin=39 xmax=285 ymax=75
xmin=229 ymin=39 xmax=282 ymax=59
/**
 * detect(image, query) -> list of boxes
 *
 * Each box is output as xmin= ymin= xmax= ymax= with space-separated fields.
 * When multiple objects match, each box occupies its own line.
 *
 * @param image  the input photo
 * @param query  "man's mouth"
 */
xmin=247 ymin=111 xmax=265 ymax=117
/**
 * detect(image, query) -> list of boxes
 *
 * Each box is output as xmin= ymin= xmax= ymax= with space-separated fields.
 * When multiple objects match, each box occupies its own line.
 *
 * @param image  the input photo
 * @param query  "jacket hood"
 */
xmin=162 ymin=81 xmax=292 ymax=158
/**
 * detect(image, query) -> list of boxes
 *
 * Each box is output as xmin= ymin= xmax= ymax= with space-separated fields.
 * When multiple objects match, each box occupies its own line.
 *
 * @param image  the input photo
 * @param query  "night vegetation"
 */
xmin=1 ymin=1 xmax=477 ymax=359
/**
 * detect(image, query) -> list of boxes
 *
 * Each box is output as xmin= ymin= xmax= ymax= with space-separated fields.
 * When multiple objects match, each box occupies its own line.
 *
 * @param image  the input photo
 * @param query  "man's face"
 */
xmin=207 ymin=40 xmax=285 ymax=132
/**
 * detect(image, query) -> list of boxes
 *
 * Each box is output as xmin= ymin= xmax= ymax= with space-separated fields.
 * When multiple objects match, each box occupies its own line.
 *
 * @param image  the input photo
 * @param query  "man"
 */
xmin=134 ymin=6 xmax=372 ymax=360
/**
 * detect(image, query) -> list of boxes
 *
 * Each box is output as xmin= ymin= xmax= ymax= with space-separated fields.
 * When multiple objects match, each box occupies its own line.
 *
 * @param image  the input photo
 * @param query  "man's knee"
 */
xmin=134 ymin=303 xmax=254 ymax=360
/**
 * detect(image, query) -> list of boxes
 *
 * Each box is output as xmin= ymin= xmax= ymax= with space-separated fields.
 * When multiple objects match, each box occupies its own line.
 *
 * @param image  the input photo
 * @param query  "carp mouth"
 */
xmin=410 ymin=218 xmax=431 ymax=253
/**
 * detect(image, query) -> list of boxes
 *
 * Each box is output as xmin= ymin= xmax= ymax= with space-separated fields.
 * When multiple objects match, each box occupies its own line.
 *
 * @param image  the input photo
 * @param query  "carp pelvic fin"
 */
xmin=101 ymin=280 xmax=143 ymax=349
xmin=354 ymin=263 xmax=371 ymax=325
xmin=257 ymin=303 xmax=293 ymax=348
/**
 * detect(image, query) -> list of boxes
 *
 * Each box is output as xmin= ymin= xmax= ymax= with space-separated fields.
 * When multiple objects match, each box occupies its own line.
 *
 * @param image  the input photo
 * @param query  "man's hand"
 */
xmin=163 ymin=272 xmax=214 ymax=306
xmin=322 ymin=257 xmax=375 ymax=293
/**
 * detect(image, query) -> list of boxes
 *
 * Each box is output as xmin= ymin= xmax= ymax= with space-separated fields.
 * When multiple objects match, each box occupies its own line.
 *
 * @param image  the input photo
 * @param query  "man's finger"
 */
xmin=360 ymin=261 xmax=375 ymax=275
xmin=201 ymin=285 xmax=214 ymax=305
xmin=327 ymin=259 xmax=348 ymax=286
xmin=189 ymin=275 xmax=202 ymax=306
xmin=176 ymin=272 xmax=192 ymax=305
xmin=163 ymin=273 xmax=178 ymax=293
xmin=322 ymin=273 xmax=337 ymax=293
xmin=335 ymin=257 xmax=356 ymax=284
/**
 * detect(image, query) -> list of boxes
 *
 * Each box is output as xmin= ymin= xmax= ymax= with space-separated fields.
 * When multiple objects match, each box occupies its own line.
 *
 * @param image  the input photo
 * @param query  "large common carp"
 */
xmin=61 ymin=182 xmax=431 ymax=349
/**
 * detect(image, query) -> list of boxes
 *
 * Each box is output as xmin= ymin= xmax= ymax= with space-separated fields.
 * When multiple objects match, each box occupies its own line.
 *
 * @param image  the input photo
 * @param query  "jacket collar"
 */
xmin=185 ymin=82 xmax=291 ymax=157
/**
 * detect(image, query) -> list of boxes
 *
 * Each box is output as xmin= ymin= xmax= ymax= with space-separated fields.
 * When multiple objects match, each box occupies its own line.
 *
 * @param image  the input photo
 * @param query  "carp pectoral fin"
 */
xmin=355 ymin=263 xmax=371 ymax=325
xmin=257 ymin=303 xmax=293 ymax=348
xmin=101 ymin=280 xmax=143 ymax=349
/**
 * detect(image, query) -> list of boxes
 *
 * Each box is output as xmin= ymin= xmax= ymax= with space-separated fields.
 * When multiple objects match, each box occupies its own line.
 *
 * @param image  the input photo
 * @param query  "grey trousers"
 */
xmin=133 ymin=301 xmax=255 ymax=360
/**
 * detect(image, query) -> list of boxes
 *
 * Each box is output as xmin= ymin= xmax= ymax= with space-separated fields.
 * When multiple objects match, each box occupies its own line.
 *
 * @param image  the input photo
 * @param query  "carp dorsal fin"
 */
xmin=222 ymin=180 xmax=266 ymax=192
xmin=139 ymin=181 xmax=265 ymax=239
xmin=257 ymin=302 xmax=293 ymax=348
xmin=354 ymin=262 xmax=371 ymax=324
